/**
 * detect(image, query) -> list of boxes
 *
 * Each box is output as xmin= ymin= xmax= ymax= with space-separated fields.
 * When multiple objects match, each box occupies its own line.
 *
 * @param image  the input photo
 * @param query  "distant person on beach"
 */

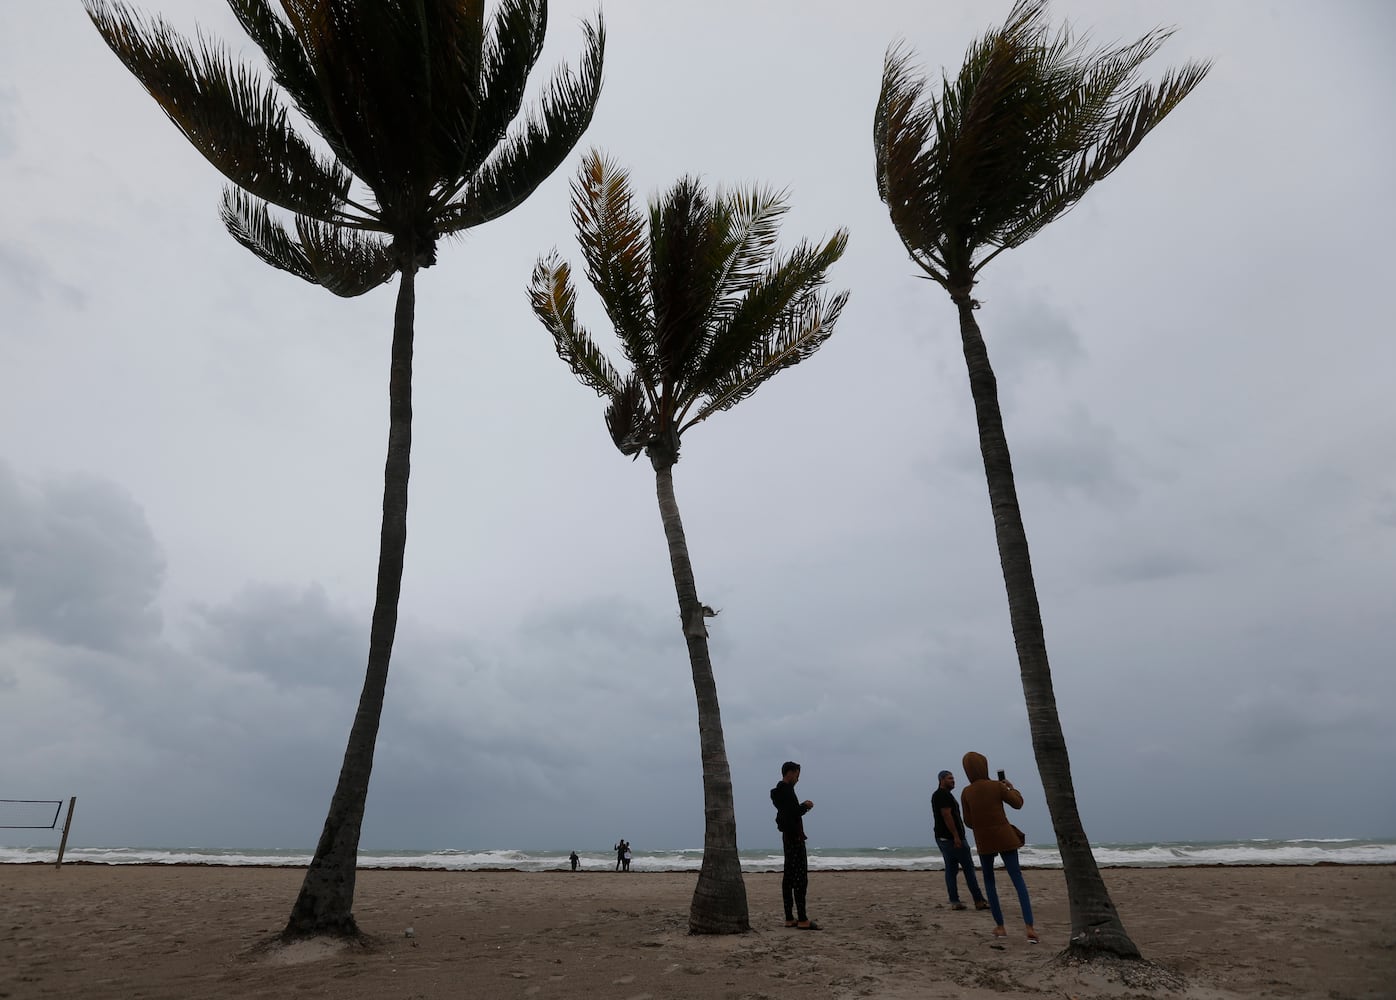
xmin=960 ymin=751 xmax=1037 ymax=943
xmin=623 ymin=845 xmax=632 ymax=872
xmin=569 ymin=851 xmax=579 ymax=871
xmin=771 ymin=760 xmax=818 ymax=929
xmin=932 ymin=768 xmax=988 ymax=912
xmin=614 ymin=839 xmax=628 ymax=871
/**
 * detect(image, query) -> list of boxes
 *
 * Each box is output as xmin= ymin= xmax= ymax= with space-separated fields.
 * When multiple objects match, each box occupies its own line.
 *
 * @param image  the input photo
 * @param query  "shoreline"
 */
xmin=3 ymin=863 xmax=1393 ymax=998
xmin=7 ymin=858 xmax=1394 ymax=871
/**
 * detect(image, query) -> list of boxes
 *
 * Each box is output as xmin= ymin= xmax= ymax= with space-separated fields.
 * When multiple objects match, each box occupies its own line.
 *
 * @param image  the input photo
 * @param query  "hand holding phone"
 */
xmin=996 ymin=769 xmax=1007 ymax=782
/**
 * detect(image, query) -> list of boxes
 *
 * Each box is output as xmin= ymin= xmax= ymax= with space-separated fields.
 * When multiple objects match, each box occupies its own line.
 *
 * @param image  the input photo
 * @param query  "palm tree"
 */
xmin=84 ymin=0 xmax=603 ymax=938
xmin=873 ymin=0 xmax=1207 ymax=961
xmin=530 ymin=151 xmax=847 ymax=933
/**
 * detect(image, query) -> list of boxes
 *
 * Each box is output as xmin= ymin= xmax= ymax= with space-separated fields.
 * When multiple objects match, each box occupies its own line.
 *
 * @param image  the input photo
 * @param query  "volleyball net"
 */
xmin=1 ymin=797 xmax=79 ymax=867
xmin=0 ymin=799 xmax=64 ymax=829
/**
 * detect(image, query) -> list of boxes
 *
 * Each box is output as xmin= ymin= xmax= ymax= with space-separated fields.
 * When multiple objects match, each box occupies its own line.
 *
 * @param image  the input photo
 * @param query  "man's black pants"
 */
xmin=781 ymin=839 xmax=809 ymax=921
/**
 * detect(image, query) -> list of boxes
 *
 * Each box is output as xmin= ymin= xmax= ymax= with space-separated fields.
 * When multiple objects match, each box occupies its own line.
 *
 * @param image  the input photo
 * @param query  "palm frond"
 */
xmin=84 ymin=0 xmax=353 ymax=222
xmin=528 ymin=251 xmax=624 ymax=396
xmin=646 ymin=176 xmax=727 ymax=397
xmin=938 ymin=11 xmax=1062 ymax=260
xmin=688 ymin=229 xmax=849 ymax=413
xmin=686 ymin=288 xmax=849 ymax=429
xmin=454 ymin=0 xmax=547 ymax=182
xmin=294 ymin=217 xmax=398 ymax=298
xmin=881 ymin=4 xmax=1066 ymax=266
xmin=422 ymin=0 xmax=489 ymax=183
xmin=224 ymin=0 xmax=354 ymax=170
xmin=873 ymin=45 xmax=949 ymax=282
xmin=673 ymin=186 xmax=791 ymax=393
xmin=1042 ymin=28 xmax=1173 ymax=156
xmin=968 ymin=21 xmax=1170 ymax=254
xmin=874 ymin=0 xmax=1208 ymax=283
xmin=710 ymin=186 xmax=789 ymax=302
xmin=280 ymin=1 xmax=442 ymax=205
xmin=604 ymin=374 xmax=655 ymax=457
xmin=992 ymin=58 xmax=1210 ymax=256
xmin=220 ymin=186 xmax=315 ymax=282
xmin=570 ymin=150 xmax=655 ymax=381
xmin=444 ymin=15 xmax=605 ymax=231
xmin=220 ymin=188 xmax=396 ymax=297
xmin=533 ymin=157 xmax=849 ymax=452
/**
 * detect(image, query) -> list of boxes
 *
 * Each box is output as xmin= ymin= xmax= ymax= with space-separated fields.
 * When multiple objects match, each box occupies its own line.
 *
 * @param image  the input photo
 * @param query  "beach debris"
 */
xmin=404 ymin=927 xmax=414 ymax=938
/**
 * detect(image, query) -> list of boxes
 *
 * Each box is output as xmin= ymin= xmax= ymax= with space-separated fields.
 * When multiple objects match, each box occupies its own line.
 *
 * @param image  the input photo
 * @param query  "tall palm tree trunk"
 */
xmin=284 ymin=257 xmax=417 ymax=939
xmin=952 ymin=290 xmax=1139 ymax=960
xmin=651 ymin=455 xmax=750 ymax=935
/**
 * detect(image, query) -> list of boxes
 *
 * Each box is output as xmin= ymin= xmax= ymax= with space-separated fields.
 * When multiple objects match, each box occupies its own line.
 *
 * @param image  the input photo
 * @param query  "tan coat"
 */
xmin=959 ymin=751 xmax=1025 ymax=856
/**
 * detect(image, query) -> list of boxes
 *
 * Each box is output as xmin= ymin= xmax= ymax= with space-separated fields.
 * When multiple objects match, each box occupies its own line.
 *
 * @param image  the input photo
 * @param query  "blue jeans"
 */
xmin=979 ymin=850 xmax=1033 ymax=927
xmin=935 ymin=838 xmax=984 ymax=904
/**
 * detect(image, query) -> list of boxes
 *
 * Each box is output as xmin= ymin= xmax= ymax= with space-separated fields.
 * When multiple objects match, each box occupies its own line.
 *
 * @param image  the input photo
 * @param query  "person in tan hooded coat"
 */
xmin=960 ymin=751 xmax=1038 ymax=942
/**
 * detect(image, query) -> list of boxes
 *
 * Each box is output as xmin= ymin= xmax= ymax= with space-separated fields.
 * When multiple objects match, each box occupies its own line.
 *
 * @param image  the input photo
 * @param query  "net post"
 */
xmin=55 ymin=797 xmax=77 ymax=869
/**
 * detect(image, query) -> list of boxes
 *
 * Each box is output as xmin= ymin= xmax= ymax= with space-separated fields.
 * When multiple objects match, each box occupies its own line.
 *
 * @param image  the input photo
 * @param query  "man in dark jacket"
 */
xmin=770 ymin=760 xmax=818 ymax=929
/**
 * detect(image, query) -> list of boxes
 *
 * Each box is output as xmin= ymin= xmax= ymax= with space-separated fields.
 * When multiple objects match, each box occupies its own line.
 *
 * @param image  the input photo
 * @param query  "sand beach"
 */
xmin=1 ymin=863 xmax=1392 ymax=999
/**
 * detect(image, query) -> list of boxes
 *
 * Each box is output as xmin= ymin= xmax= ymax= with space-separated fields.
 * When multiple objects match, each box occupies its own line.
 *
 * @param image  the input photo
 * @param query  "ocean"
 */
xmin=2 ymin=839 xmax=1392 ymax=870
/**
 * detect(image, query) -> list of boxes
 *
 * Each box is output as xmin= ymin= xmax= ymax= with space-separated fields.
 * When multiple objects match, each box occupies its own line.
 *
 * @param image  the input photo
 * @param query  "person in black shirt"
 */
xmin=932 ymin=769 xmax=988 ymax=911
xmin=771 ymin=760 xmax=818 ymax=929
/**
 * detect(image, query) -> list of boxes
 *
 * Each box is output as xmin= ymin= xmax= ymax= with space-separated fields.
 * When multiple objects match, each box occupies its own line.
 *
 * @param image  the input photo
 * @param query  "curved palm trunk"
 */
xmin=651 ymin=457 xmax=750 ymax=935
xmin=284 ymin=259 xmax=417 ymax=939
xmin=952 ymin=291 xmax=1139 ymax=960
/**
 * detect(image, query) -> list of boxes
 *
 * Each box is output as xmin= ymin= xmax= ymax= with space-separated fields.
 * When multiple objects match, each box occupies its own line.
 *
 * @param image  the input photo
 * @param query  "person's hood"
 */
xmin=962 ymin=751 xmax=989 ymax=782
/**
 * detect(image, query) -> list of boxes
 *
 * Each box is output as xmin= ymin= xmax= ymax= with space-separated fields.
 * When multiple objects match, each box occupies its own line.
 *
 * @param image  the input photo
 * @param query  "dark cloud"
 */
xmin=189 ymin=583 xmax=365 ymax=689
xmin=0 ymin=465 xmax=163 ymax=651
xmin=1010 ymin=406 xmax=1137 ymax=504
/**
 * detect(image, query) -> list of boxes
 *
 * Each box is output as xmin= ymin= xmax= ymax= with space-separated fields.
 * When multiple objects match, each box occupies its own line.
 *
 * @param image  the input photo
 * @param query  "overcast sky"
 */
xmin=2 ymin=0 xmax=1393 ymax=855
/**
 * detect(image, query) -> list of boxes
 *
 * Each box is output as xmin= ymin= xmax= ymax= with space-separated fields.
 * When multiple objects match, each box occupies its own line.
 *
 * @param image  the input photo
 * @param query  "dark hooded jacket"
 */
xmin=771 ymin=780 xmax=810 ymax=846
xmin=959 ymin=751 xmax=1025 ymax=856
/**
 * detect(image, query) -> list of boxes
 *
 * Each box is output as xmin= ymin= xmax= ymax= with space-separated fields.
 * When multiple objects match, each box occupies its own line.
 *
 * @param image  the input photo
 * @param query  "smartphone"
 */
xmin=996 ymin=769 xmax=1006 ymax=782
